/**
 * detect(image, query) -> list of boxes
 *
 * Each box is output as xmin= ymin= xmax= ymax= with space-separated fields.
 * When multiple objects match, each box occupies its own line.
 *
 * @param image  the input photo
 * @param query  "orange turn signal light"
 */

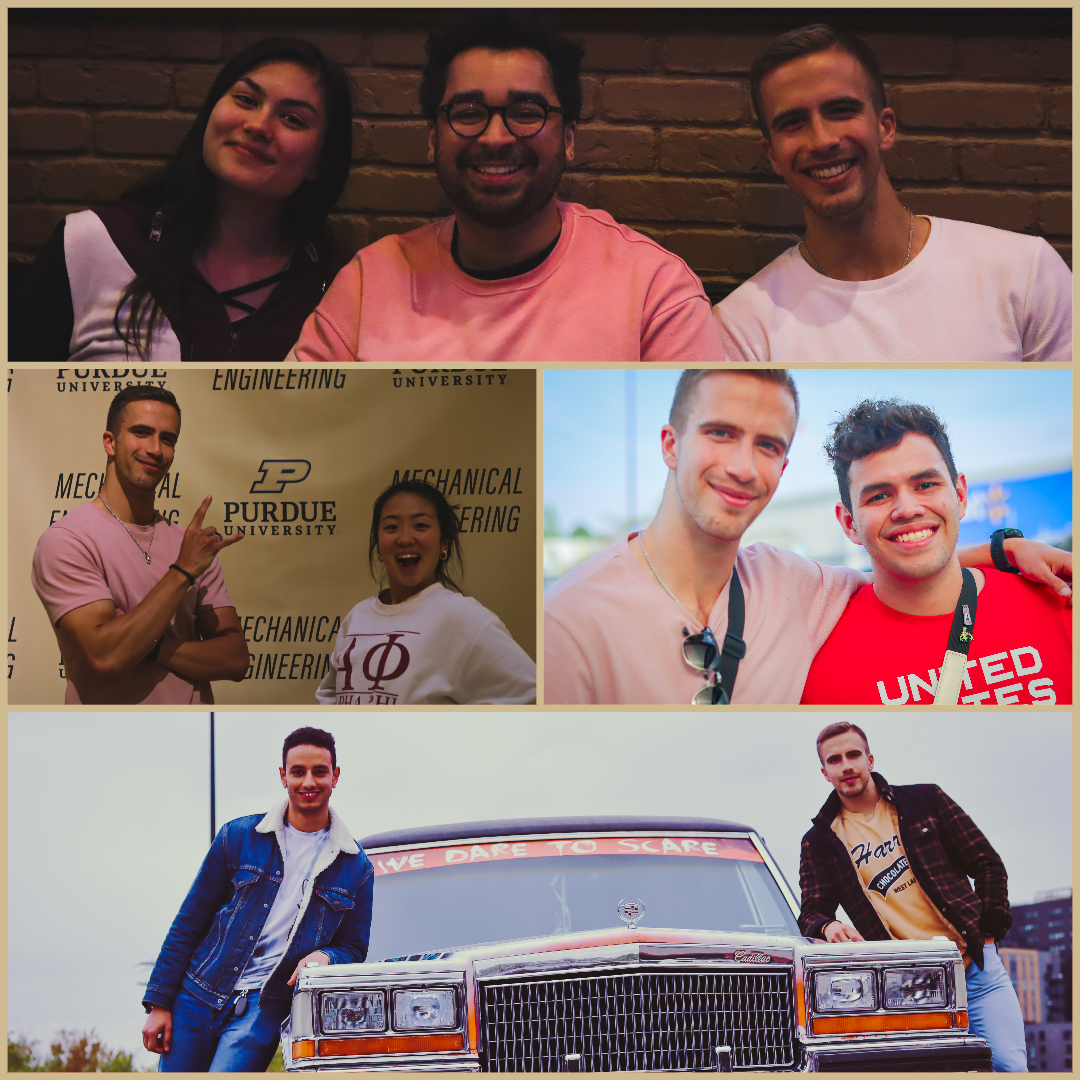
xmin=956 ymin=1010 xmax=968 ymax=1028
xmin=318 ymin=1033 xmax=465 ymax=1057
xmin=811 ymin=1011 xmax=954 ymax=1036
xmin=291 ymin=1040 xmax=316 ymax=1060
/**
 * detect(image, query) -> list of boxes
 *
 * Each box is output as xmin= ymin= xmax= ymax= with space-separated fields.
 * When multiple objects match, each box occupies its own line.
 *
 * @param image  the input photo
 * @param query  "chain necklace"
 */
xmin=98 ymin=496 xmax=156 ymax=564
xmin=638 ymin=534 xmax=694 ymax=617
xmin=803 ymin=209 xmax=914 ymax=277
xmin=862 ymin=797 xmax=881 ymax=823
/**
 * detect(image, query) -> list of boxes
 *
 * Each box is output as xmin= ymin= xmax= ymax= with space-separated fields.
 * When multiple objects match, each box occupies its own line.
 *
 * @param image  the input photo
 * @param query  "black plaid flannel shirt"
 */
xmin=798 ymin=772 xmax=1012 ymax=970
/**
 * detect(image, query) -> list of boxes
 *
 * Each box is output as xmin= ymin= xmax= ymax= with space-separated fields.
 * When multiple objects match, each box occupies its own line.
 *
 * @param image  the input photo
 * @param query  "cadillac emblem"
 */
xmin=734 ymin=950 xmax=772 ymax=964
xmin=617 ymin=898 xmax=645 ymax=929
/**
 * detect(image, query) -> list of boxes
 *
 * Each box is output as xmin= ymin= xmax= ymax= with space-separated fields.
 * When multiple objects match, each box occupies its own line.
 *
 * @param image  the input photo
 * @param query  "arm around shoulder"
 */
xmin=293 ymin=257 xmax=363 ymax=363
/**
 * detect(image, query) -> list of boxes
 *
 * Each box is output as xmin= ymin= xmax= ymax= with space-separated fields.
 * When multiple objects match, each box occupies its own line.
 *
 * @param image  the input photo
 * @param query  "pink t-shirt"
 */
xmin=31 ymin=502 xmax=234 ymax=704
xmin=293 ymin=202 xmax=724 ymax=364
xmin=543 ymin=533 xmax=863 ymax=705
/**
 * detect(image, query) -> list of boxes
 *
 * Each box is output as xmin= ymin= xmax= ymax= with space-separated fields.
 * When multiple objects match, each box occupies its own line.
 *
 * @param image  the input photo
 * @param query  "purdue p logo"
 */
xmin=249 ymin=460 xmax=312 ymax=493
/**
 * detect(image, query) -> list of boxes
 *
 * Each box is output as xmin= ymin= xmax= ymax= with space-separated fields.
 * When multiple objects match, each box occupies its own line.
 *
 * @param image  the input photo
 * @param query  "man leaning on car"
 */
xmin=141 ymin=727 xmax=373 ymax=1072
xmin=800 ymin=721 xmax=1027 ymax=1071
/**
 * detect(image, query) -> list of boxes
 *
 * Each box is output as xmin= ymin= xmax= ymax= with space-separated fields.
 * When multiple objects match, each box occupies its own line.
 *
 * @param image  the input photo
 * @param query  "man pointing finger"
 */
xmin=31 ymin=385 xmax=249 ymax=704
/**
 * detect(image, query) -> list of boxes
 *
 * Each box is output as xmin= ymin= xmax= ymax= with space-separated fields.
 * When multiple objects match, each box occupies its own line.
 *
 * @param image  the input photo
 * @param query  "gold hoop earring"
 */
xmin=440 ymin=550 xmax=448 ymax=561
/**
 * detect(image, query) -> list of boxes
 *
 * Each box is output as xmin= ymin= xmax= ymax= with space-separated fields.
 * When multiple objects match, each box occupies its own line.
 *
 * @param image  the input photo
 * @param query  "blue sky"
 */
xmin=544 ymin=369 xmax=1072 ymax=536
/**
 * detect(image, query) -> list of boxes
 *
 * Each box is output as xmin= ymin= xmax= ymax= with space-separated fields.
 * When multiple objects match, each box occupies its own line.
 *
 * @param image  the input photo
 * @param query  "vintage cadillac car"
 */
xmin=282 ymin=816 xmax=992 ymax=1072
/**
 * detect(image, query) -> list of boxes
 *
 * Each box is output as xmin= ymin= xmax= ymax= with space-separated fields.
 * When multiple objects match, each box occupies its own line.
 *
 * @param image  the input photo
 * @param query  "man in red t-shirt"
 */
xmin=802 ymin=400 xmax=1071 ymax=705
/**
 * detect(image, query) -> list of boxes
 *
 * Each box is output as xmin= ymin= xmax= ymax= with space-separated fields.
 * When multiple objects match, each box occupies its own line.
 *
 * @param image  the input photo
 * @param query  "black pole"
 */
xmin=210 ymin=711 xmax=216 ymax=845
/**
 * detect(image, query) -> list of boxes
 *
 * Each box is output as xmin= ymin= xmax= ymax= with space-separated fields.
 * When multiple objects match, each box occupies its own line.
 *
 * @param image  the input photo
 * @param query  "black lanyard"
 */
xmin=716 ymin=565 xmax=747 ymax=703
xmin=935 ymin=568 xmax=979 ymax=704
xmin=946 ymin=568 xmax=979 ymax=655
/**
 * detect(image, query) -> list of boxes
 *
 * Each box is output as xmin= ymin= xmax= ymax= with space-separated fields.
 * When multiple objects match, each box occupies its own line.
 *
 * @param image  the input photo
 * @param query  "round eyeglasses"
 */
xmin=440 ymin=100 xmax=563 ymax=138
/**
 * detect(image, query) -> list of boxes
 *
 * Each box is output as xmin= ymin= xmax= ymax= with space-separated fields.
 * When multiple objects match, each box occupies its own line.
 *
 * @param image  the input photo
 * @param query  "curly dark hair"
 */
xmin=419 ymin=10 xmax=584 ymax=125
xmin=368 ymin=480 xmax=464 ymax=593
xmin=825 ymin=399 xmax=958 ymax=514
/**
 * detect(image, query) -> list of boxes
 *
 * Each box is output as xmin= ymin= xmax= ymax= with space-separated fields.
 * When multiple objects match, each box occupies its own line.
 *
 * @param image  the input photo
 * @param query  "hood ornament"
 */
xmin=617 ymin=898 xmax=645 ymax=930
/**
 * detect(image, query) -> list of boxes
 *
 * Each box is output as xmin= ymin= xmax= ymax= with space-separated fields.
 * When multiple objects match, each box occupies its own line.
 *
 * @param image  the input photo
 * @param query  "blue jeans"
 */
xmin=966 ymin=944 xmax=1028 ymax=1072
xmin=159 ymin=986 xmax=285 ymax=1072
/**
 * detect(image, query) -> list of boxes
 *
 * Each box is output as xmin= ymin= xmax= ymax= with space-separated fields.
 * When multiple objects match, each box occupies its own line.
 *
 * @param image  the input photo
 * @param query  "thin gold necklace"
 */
xmin=803 ymin=209 xmax=914 ymax=277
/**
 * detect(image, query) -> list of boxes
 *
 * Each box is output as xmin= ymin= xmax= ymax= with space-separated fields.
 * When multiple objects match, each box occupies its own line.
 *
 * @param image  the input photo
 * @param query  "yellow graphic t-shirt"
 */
xmin=832 ymin=799 xmax=967 ymax=960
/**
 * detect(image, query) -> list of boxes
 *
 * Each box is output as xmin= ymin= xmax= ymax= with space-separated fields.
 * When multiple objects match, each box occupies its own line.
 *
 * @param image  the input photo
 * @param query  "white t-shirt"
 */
xmin=316 ymin=582 xmax=536 ymax=705
xmin=713 ymin=217 xmax=1072 ymax=363
xmin=543 ymin=534 xmax=863 ymax=705
xmin=64 ymin=209 xmax=182 ymax=363
xmin=235 ymin=824 xmax=329 ymax=991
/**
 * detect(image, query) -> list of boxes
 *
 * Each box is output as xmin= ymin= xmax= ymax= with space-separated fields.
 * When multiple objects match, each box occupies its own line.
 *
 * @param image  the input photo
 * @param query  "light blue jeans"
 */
xmin=966 ymin=943 xmax=1028 ymax=1072
xmin=158 ymin=986 xmax=285 ymax=1072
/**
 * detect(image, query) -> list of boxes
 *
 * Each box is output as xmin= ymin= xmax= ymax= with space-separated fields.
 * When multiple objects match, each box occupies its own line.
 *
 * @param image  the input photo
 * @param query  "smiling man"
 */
xmin=545 ymin=369 xmax=867 ymax=704
xmin=293 ymin=11 xmax=722 ymax=363
xmin=713 ymin=24 xmax=1072 ymax=363
xmin=31 ymin=385 xmax=248 ymax=704
xmin=801 ymin=400 xmax=1071 ymax=705
xmin=142 ymin=727 xmax=374 ymax=1072
xmin=545 ymin=371 xmax=1072 ymax=705
xmin=801 ymin=722 xmax=1028 ymax=1071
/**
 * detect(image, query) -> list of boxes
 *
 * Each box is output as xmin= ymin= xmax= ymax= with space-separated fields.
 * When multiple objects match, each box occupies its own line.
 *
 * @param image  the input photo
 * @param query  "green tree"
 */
xmin=9 ymin=1033 xmax=40 ymax=1072
xmin=9 ymin=1030 xmax=136 ymax=1072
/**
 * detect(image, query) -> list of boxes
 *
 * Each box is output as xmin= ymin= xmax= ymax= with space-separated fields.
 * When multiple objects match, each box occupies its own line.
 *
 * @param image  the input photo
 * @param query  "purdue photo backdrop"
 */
xmin=8 ymin=367 xmax=537 ymax=705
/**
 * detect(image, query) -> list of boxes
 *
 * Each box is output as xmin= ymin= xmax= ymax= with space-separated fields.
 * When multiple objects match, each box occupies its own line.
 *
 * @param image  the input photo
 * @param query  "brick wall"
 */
xmin=9 ymin=9 xmax=1071 ymax=296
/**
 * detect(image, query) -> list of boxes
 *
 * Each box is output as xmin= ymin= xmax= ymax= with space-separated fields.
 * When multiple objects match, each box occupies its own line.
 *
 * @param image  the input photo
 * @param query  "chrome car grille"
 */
xmin=479 ymin=969 xmax=796 ymax=1071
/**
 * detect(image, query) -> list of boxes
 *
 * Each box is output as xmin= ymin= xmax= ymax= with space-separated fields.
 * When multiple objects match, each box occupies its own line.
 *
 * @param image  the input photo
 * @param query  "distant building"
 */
xmin=1025 ymin=1022 xmax=1072 ymax=1072
xmin=1000 ymin=947 xmax=1045 ymax=1022
xmin=1008 ymin=889 xmax=1072 ymax=1022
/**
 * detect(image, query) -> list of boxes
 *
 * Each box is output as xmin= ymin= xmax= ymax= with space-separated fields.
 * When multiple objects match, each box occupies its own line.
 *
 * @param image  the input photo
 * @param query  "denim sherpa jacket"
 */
xmin=143 ymin=801 xmax=373 ymax=1014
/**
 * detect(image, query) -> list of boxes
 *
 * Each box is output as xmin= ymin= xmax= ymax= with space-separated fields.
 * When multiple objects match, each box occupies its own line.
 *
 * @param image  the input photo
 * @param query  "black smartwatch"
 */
xmin=990 ymin=528 xmax=1024 ymax=574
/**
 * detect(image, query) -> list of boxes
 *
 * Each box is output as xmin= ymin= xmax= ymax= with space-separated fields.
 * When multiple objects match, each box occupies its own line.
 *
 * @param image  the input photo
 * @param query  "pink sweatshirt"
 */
xmin=544 ymin=533 xmax=863 ymax=705
xmin=294 ymin=202 xmax=724 ymax=363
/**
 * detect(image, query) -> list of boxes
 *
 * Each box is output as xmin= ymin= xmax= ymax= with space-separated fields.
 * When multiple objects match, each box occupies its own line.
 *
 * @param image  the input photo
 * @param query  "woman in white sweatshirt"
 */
xmin=316 ymin=480 xmax=536 ymax=705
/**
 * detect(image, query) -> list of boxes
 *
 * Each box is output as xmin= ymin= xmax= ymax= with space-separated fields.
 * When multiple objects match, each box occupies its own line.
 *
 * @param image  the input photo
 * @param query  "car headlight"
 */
xmin=320 ymin=991 xmax=386 ymax=1033
xmin=813 ymin=970 xmax=877 ymax=1012
xmin=884 ymin=967 xmax=946 ymax=1009
xmin=393 ymin=988 xmax=458 ymax=1031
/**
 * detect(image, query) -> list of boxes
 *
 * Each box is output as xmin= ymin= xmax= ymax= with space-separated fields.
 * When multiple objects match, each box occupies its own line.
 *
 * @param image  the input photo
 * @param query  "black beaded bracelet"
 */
xmin=170 ymin=562 xmax=197 ymax=587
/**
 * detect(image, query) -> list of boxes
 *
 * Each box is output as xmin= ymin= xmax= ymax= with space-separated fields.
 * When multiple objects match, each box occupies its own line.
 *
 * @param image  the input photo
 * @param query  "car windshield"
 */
xmin=364 ymin=834 xmax=800 ymax=961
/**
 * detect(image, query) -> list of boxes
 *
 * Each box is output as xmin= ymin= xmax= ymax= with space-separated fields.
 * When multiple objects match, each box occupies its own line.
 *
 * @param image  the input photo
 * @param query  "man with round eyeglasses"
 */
xmin=293 ymin=11 xmax=723 ymax=364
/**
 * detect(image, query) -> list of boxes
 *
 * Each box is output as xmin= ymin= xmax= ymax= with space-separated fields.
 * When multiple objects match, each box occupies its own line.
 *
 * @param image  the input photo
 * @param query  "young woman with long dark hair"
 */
xmin=317 ymin=480 xmax=536 ymax=705
xmin=12 ymin=37 xmax=352 ymax=363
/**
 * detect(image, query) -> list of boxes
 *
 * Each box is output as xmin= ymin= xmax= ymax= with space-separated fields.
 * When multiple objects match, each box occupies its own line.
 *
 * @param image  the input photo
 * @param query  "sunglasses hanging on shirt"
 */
xmin=682 ymin=566 xmax=746 ymax=705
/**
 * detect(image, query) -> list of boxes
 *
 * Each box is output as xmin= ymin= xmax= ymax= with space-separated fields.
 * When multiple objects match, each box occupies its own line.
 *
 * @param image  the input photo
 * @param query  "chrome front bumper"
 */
xmin=801 ymin=1034 xmax=993 ymax=1072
